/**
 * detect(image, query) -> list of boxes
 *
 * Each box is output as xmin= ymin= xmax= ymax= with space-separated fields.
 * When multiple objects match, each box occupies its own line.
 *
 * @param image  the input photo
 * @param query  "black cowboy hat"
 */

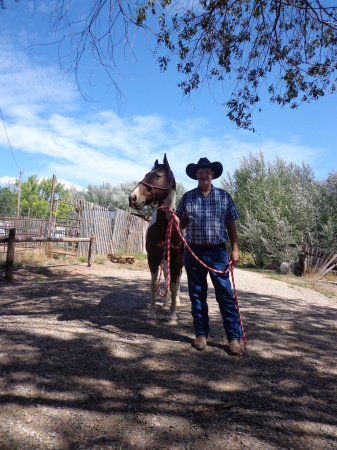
xmin=186 ymin=157 xmax=223 ymax=180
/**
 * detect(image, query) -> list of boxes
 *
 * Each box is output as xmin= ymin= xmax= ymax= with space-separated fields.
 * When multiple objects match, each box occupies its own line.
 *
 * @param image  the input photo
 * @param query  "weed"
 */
xmin=34 ymin=275 xmax=45 ymax=282
xmin=95 ymin=258 xmax=106 ymax=265
xmin=133 ymin=251 xmax=147 ymax=261
xmin=269 ymin=272 xmax=336 ymax=297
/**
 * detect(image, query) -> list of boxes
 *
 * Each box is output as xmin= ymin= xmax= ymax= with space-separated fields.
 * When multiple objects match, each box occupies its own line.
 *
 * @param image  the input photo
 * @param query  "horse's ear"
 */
xmin=154 ymin=159 xmax=159 ymax=168
xmin=163 ymin=153 xmax=171 ymax=171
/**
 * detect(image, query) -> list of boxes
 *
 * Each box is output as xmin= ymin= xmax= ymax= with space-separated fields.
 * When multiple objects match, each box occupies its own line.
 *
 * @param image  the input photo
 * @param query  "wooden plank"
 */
xmin=319 ymin=254 xmax=337 ymax=276
xmin=317 ymin=252 xmax=334 ymax=272
xmin=88 ymin=235 xmax=96 ymax=267
xmin=5 ymin=228 xmax=15 ymax=282
xmin=0 ymin=236 xmax=91 ymax=243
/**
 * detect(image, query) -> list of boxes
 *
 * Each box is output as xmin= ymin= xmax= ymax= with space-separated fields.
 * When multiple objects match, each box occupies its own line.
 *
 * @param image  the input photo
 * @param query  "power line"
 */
xmin=0 ymin=108 xmax=21 ymax=172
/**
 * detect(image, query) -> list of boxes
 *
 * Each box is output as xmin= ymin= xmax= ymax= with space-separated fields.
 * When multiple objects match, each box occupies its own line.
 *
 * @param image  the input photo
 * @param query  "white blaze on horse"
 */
xmin=129 ymin=154 xmax=184 ymax=325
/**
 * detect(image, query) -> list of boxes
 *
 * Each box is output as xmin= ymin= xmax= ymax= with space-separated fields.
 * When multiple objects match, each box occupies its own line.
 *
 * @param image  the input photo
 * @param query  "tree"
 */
xmin=0 ymin=175 xmax=72 ymax=219
xmin=34 ymin=1 xmax=337 ymax=130
xmin=0 ymin=184 xmax=17 ymax=216
xmin=175 ymin=181 xmax=186 ymax=208
xmin=316 ymin=171 xmax=337 ymax=252
xmin=84 ymin=181 xmax=144 ymax=211
xmin=19 ymin=175 xmax=71 ymax=219
xmin=222 ymin=151 xmax=321 ymax=267
xmin=157 ymin=1 xmax=337 ymax=130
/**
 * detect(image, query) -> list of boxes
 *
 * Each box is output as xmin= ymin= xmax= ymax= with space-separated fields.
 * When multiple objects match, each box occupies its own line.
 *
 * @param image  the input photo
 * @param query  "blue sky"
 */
xmin=0 ymin=1 xmax=336 ymax=193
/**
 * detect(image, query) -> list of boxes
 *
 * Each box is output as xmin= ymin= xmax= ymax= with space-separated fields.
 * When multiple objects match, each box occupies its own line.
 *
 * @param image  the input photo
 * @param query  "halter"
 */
xmin=138 ymin=179 xmax=173 ymax=204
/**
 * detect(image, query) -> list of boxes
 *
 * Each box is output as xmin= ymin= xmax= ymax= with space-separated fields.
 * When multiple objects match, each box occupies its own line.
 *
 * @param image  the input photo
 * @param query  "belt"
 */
xmin=189 ymin=242 xmax=226 ymax=248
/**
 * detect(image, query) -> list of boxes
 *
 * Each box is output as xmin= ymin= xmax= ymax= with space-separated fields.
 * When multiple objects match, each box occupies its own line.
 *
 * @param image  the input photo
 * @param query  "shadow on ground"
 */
xmin=0 ymin=267 xmax=336 ymax=449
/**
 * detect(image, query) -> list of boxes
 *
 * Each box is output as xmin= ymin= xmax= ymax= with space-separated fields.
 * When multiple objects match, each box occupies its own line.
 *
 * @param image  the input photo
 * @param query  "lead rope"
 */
xmin=156 ymin=205 xmax=246 ymax=356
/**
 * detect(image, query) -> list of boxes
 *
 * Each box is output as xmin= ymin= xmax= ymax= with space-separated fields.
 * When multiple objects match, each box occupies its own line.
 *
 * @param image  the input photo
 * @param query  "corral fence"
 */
xmin=52 ymin=199 xmax=149 ymax=256
xmin=111 ymin=209 xmax=149 ymax=254
xmin=0 ymin=217 xmax=45 ymax=252
xmin=1 ymin=201 xmax=149 ymax=258
xmin=1 ymin=228 xmax=96 ymax=282
xmin=302 ymin=241 xmax=337 ymax=276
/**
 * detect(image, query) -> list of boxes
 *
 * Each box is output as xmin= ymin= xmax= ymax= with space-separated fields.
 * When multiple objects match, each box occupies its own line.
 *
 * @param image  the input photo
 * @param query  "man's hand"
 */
xmin=230 ymin=248 xmax=240 ymax=266
xmin=165 ymin=207 xmax=176 ymax=220
xmin=226 ymin=221 xmax=240 ymax=266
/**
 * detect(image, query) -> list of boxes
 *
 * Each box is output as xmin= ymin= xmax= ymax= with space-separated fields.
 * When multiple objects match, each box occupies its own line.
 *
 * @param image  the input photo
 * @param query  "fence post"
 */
xmin=5 ymin=228 xmax=16 ymax=282
xmin=88 ymin=235 xmax=96 ymax=267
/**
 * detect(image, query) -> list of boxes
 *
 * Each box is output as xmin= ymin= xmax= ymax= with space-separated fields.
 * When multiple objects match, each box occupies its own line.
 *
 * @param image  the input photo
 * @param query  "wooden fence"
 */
xmin=0 ymin=217 xmax=45 ymax=251
xmin=302 ymin=242 xmax=337 ymax=276
xmin=72 ymin=199 xmax=114 ymax=256
xmin=111 ymin=209 xmax=148 ymax=254
xmin=54 ymin=200 xmax=148 ymax=256
xmin=0 ymin=228 xmax=96 ymax=282
xmin=1 ymin=205 xmax=148 ymax=258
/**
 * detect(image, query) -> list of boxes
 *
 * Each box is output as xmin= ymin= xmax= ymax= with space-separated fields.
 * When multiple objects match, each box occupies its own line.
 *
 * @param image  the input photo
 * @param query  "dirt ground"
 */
xmin=0 ymin=260 xmax=336 ymax=450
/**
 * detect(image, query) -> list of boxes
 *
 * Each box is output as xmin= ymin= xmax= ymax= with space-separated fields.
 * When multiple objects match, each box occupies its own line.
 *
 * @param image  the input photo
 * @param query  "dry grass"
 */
xmin=266 ymin=271 xmax=337 ymax=298
xmin=1 ymin=248 xmax=335 ymax=297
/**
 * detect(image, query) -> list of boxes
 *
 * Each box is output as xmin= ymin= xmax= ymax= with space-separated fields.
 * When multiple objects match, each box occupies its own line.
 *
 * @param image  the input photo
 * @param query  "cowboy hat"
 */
xmin=186 ymin=157 xmax=223 ymax=180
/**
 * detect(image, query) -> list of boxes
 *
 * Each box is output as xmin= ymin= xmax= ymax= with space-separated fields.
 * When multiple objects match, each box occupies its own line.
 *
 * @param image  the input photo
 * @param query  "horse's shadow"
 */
xmin=57 ymin=275 xmax=194 ymax=346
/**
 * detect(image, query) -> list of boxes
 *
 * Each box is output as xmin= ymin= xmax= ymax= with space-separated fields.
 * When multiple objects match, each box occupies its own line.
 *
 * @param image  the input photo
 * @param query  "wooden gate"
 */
xmin=111 ymin=209 xmax=148 ymax=254
xmin=303 ymin=242 xmax=337 ymax=276
xmin=73 ymin=199 xmax=114 ymax=256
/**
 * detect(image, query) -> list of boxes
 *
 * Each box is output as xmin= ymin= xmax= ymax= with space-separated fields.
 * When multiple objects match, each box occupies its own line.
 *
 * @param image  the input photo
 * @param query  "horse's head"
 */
xmin=129 ymin=154 xmax=176 ymax=210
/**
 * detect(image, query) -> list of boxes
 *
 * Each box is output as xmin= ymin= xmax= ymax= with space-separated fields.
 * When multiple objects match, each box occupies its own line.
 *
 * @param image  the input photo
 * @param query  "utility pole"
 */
xmin=15 ymin=171 xmax=22 ymax=220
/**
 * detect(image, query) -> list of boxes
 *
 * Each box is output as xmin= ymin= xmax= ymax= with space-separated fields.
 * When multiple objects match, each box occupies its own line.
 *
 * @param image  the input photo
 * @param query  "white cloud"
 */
xmin=0 ymin=36 xmax=78 ymax=120
xmin=1 ymin=104 xmax=327 ymax=191
xmin=57 ymin=179 xmax=85 ymax=192
xmin=0 ymin=176 xmax=17 ymax=186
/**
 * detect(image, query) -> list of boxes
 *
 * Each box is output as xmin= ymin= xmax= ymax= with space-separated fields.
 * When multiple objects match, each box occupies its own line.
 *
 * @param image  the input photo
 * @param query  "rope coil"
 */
xmin=156 ymin=205 xmax=246 ymax=356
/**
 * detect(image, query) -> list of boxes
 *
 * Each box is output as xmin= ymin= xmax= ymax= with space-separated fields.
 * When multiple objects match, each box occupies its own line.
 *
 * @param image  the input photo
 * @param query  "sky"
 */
xmin=0 ymin=0 xmax=336 ymax=194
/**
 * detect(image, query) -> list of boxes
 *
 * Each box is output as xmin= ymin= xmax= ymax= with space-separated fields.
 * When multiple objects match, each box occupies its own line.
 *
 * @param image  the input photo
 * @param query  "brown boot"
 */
xmin=193 ymin=336 xmax=207 ymax=351
xmin=228 ymin=340 xmax=241 ymax=356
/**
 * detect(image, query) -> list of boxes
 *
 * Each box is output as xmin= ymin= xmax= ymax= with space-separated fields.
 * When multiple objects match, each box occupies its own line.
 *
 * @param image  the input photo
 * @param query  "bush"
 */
xmin=238 ymin=251 xmax=255 ymax=267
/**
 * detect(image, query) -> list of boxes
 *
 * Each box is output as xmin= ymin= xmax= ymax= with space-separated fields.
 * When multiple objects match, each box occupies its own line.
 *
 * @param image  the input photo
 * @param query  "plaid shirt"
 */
xmin=176 ymin=186 xmax=240 ymax=246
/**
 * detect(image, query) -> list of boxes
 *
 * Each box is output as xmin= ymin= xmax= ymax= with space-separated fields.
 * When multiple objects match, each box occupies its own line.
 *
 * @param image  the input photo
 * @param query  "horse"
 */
xmin=129 ymin=154 xmax=184 ymax=325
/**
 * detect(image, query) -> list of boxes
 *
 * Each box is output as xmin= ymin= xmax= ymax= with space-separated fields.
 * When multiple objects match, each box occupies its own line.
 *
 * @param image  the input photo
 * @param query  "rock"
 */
xmin=280 ymin=262 xmax=291 ymax=274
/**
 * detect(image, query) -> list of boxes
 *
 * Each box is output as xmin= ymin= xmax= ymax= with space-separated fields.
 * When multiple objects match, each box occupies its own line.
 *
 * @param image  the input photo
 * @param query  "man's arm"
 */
xmin=226 ymin=221 xmax=240 ymax=266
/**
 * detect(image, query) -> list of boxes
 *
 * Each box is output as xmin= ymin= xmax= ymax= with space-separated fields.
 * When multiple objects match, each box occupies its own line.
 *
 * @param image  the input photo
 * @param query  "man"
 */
xmin=172 ymin=157 xmax=241 ymax=355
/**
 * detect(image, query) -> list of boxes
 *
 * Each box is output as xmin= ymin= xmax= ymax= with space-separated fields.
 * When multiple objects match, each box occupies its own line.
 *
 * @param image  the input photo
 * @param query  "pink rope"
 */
xmin=156 ymin=205 xmax=246 ymax=356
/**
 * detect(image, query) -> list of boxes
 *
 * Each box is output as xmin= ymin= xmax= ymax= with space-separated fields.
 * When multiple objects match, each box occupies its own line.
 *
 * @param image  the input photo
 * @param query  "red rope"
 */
xmin=157 ymin=205 xmax=246 ymax=356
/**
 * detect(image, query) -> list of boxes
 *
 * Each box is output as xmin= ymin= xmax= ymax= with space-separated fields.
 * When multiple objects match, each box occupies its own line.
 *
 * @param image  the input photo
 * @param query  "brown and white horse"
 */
xmin=129 ymin=154 xmax=184 ymax=325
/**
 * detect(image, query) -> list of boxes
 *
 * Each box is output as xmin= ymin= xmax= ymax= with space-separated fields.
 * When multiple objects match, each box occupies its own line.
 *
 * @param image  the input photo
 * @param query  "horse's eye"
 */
xmin=155 ymin=174 xmax=161 ymax=179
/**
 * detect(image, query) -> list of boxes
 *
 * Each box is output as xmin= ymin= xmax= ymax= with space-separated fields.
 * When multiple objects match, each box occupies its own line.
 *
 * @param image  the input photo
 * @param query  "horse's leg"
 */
xmin=168 ymin=272 xmax=181 ymax=326
xmin=147 ymin=270 xmax=158 ymax=324
xmin=175 ymin=274 xmax=181 ymax=307
xmin=162 ymin=259 xmax=171 ymax=309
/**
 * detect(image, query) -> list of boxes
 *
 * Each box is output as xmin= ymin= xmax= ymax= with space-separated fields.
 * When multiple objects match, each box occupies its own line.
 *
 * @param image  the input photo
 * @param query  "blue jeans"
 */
xmin=184 ymin=243 xmax=241 ymax=342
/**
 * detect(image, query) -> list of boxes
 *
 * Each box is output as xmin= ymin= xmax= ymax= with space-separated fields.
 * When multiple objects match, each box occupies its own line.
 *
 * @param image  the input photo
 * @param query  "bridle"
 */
xmin=138 ymin=178 xmax=173 ymax=204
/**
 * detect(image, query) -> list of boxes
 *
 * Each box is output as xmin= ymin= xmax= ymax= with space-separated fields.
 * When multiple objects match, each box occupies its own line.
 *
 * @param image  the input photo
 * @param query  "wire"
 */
xmin=0 ymin=108 xmax=21 ymax=172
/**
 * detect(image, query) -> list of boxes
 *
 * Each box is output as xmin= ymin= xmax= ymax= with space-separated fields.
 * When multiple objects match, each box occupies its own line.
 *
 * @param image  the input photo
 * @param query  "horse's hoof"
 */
xmin=168 ymin=318 xmax=178 ymax=326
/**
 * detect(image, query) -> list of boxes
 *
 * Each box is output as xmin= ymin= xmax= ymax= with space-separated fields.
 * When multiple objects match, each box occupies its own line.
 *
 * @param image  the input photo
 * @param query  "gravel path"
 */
xmin=0 ymin=263 xmax=336 ymax=449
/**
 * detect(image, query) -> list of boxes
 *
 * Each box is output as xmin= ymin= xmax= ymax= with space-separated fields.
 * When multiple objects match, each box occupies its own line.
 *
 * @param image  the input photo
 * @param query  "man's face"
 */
xmin=196 ymin=168 xmax=214 ymax=189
